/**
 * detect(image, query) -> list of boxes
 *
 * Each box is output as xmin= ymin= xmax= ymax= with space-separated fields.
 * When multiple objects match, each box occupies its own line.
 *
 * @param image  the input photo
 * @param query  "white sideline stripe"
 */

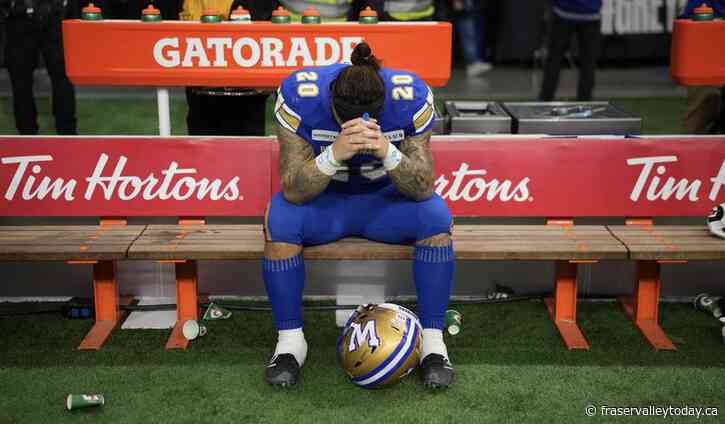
xmin=355 ymin=318 xmax=415 ymax=387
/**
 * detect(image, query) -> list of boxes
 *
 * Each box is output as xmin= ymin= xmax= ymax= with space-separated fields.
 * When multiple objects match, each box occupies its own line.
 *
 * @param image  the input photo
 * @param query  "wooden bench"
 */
xmin=608 ymin=224 xmax=725 ymax=351
xmin=0 ymin=224 xmax=145 ymax=349
xmin=126 ymin=223 xmax=628 ymax=350
xmin=3 ymin=219 xmax=722 ymax=353
xmin=3 ymin=135 xmax=725 ymax=352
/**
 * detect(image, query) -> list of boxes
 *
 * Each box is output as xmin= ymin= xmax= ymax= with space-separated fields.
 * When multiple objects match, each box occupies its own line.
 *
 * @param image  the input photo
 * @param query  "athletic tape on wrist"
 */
xmin=383 ymin=143 xmax=403 ymax=171
xmin=315 ymin=146 xmax=339 ymax=176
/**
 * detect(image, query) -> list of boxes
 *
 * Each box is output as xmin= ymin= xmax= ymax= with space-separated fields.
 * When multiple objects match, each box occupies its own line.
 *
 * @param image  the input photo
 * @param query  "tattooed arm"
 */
xmin=387 ymin=131 xmax=435 ymax=201
xmin=276 ymin=123 xmax=332 ymax=205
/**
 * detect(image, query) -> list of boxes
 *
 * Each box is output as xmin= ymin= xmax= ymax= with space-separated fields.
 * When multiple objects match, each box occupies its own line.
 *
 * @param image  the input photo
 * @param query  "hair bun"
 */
xmin=350 ymin=42 xmax=380 ymax=70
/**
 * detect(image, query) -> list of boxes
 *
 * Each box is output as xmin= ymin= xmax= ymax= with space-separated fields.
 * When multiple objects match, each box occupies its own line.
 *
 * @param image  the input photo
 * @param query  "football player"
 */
xmin=264 ymin=42 xmax=454 ymax=389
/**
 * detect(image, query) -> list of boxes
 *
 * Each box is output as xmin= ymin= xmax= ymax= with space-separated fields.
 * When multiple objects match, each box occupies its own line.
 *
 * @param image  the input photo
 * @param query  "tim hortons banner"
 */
xmin=62 ymin=21 xmax=452 ymax=87
xmin=1 ymin=136 xmax=725 ymax=217
xmin=0 ymin=137 xmax=272 ymax=216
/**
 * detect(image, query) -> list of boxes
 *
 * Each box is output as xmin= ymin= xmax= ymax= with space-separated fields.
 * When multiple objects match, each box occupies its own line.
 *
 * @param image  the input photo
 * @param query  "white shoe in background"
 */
xmin=466 ymin=61 xmax=493 ymax=77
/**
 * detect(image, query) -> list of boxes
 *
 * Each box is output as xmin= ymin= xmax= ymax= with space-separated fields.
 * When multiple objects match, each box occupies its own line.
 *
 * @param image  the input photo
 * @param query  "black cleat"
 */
xmin=420 ymin=354 xmax=454 ymax=389
xmin=265 ymin=354 xmax=300 ymax=387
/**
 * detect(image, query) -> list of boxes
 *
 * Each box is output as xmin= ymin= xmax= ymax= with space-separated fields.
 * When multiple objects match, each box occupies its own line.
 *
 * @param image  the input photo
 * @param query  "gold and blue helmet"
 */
xmin=337 ymin=303 xmax=422 ymax=389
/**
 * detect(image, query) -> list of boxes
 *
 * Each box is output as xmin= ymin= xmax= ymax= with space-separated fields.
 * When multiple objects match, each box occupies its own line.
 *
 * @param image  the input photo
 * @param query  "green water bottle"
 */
xmin=81 ymin=3 xmax=103 ymax=20
xmin=201 ymin=8 xmax=221 ymax=23
xmin=692 ymin=3 xmax=714 ymax=21
xmin=302 ymin=6 xmax=321 ymax=24
xmin=141 ymin=5 xmax=162 ymax=22
xmin=359 ymin=6 xmax=378 ymax=24
xmin=271 ymin=6 xmax=291 ymax=24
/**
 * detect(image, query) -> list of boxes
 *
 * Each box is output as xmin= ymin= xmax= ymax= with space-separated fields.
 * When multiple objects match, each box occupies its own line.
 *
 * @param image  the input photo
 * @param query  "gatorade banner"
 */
xmin=62 ymin=21 xmax=452 ymax=87
xmin=1 ymin=136 xmax=724 ymax=217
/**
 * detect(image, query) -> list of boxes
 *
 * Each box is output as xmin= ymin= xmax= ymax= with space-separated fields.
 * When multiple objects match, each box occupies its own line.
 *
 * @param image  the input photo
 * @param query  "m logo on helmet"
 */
xmin=348 ymin=320 xmax=380 ymax=352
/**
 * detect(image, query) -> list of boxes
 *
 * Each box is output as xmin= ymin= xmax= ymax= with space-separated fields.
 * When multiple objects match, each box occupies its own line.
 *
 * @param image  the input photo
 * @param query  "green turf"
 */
xmin=1 ymin=301 xmax=724 ymax=423
xmin=0 ymin=95 xmax=687 ymax=136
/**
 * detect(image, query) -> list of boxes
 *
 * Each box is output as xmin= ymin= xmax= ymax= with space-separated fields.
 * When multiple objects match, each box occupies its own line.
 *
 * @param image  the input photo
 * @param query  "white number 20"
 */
xmin=296 ymin=71 xmax=319 ymax=97
xmin=391 ymin=74 xmax=414 ymax=101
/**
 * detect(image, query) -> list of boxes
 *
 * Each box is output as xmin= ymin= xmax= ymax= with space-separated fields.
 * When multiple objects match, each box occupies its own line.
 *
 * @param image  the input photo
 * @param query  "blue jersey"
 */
xmin=274 ymin=63 xmax=435 ymax=194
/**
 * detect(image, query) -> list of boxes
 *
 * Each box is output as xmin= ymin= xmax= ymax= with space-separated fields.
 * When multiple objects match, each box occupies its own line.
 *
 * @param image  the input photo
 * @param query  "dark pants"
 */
xmin=5 ymin=16 xmax=77 ymax=135
xmin=185 ymin=89 xmax=268 ymax=136
xmin=539 ymin=14 xmax=601 ymax=102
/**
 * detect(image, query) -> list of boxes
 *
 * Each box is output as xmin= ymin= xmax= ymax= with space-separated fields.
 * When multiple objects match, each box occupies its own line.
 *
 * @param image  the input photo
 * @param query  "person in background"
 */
xmin=538 ymin=0 xmax=602 ymax=101
xmin=182 ymin=0 xmax=279 ymax=136
xmin=679 ymin=0 xmax=724 ymax=134
xmin=2 ymin=0 xmax=78 ymax=135
xmin=451 ymin=0 xmax=491 ymax=77
xmin=279 ymin=0 xmax=351 ymax=21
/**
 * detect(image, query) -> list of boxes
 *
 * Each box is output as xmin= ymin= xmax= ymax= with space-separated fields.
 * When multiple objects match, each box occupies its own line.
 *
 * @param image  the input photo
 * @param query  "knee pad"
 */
xmin=416 ymin=194 xmax=453 ymax=241
xmin=266 ymin=192 xmax=305 ymax=245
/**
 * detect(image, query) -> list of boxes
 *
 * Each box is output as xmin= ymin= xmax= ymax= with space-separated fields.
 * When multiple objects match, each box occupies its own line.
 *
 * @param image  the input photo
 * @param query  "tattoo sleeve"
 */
xmin=276 ymin=123 xmax=332 ymax=205
xmin=387 ymin=130 xmax=435 ymax=201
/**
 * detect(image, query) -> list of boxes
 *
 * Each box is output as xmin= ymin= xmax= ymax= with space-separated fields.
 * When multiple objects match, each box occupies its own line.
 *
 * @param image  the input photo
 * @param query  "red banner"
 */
xmin=62 ymin=20 xmax=452 ymax=87
xmin=430 ymin=137 xmax=725 ymax=217
xmin=0 ymin=137 xmax=272 ymax=216
xmin=1 ymin=136 xmax=724 ymax=217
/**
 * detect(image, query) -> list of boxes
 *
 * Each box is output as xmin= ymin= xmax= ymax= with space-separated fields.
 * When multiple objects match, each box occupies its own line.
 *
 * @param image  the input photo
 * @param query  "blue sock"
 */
xmin=413 ymin=242 xmax=455 ymax=329
xmin=262 ymin=253 xmax=305 ymax=330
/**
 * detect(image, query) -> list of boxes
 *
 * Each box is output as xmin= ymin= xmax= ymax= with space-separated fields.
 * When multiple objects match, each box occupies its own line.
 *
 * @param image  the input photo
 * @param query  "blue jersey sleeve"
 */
xmin=274 ymin=73 xmax=305 ymax=136
xmin=407 ymin=77 xmax=435 ymax=137
xmin=274 ymin=70 xmax=326 ymax=137
xmin=383 ymin=70 xmax=435 ymax=138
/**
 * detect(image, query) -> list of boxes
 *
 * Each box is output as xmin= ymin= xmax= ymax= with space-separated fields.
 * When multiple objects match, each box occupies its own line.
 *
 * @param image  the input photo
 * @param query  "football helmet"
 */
xmin=707 ymin=204 xmax=725 ymax=239
xmin=337 ymin=303 xmax=422 ymax=389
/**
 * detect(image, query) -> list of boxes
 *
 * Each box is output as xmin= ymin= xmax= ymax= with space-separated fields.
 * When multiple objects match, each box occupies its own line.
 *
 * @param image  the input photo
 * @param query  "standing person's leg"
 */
xmin=682 ymin=86 xmax=721 ymax=134
xmin=360 ymin=186 xmax=455 ymax=388
xmin=539 ymin=14 xmax=575 ymax=101
xmin=219 ymin=93 xmax=268 ymax=136
xmin=575 ymin=19 xmax=601 ymax=101
xmin=186 ymin=88 xmax=218 ymax=135
xmin=241 ymin=94 xmax=270 ymax=136
xmin=5 ymin=18 xmax=40 ymax=135
xmin=262 ymin=190 xmax=353 ymax=386
xmin=41 ymin=17 xmax=77 ymax=135
xmin=453 ymin=0 xmax=490 ymax=77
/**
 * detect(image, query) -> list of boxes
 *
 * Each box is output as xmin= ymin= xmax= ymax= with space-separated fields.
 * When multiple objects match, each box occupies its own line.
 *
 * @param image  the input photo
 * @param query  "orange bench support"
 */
xmin=617 ymin=218 xmax=679 ymax=351
xmin=77 ymin=217 xmax=129 ymax=350
xmin=543 ymin=219 xmax=591 ymax=350
xmin=165 ymin=217 xmax=206 ymax=350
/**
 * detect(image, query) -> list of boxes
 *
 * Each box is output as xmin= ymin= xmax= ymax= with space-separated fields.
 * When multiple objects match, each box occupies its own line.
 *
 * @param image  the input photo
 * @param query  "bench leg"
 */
xmin=79 ymin=261 xmax=122 ymax=350
xmin=544 ymin=261 xmax=590 ymax=350
xmin=618 ymin=261 xmax=676 ymax=351
xmin=166 ymin=260 xmax=199 ymax=350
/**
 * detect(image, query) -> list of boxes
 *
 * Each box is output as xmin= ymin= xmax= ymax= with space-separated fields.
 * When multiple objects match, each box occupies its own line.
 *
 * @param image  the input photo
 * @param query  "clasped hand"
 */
xmin=331 ymin=117 xmax=389 ymax=161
